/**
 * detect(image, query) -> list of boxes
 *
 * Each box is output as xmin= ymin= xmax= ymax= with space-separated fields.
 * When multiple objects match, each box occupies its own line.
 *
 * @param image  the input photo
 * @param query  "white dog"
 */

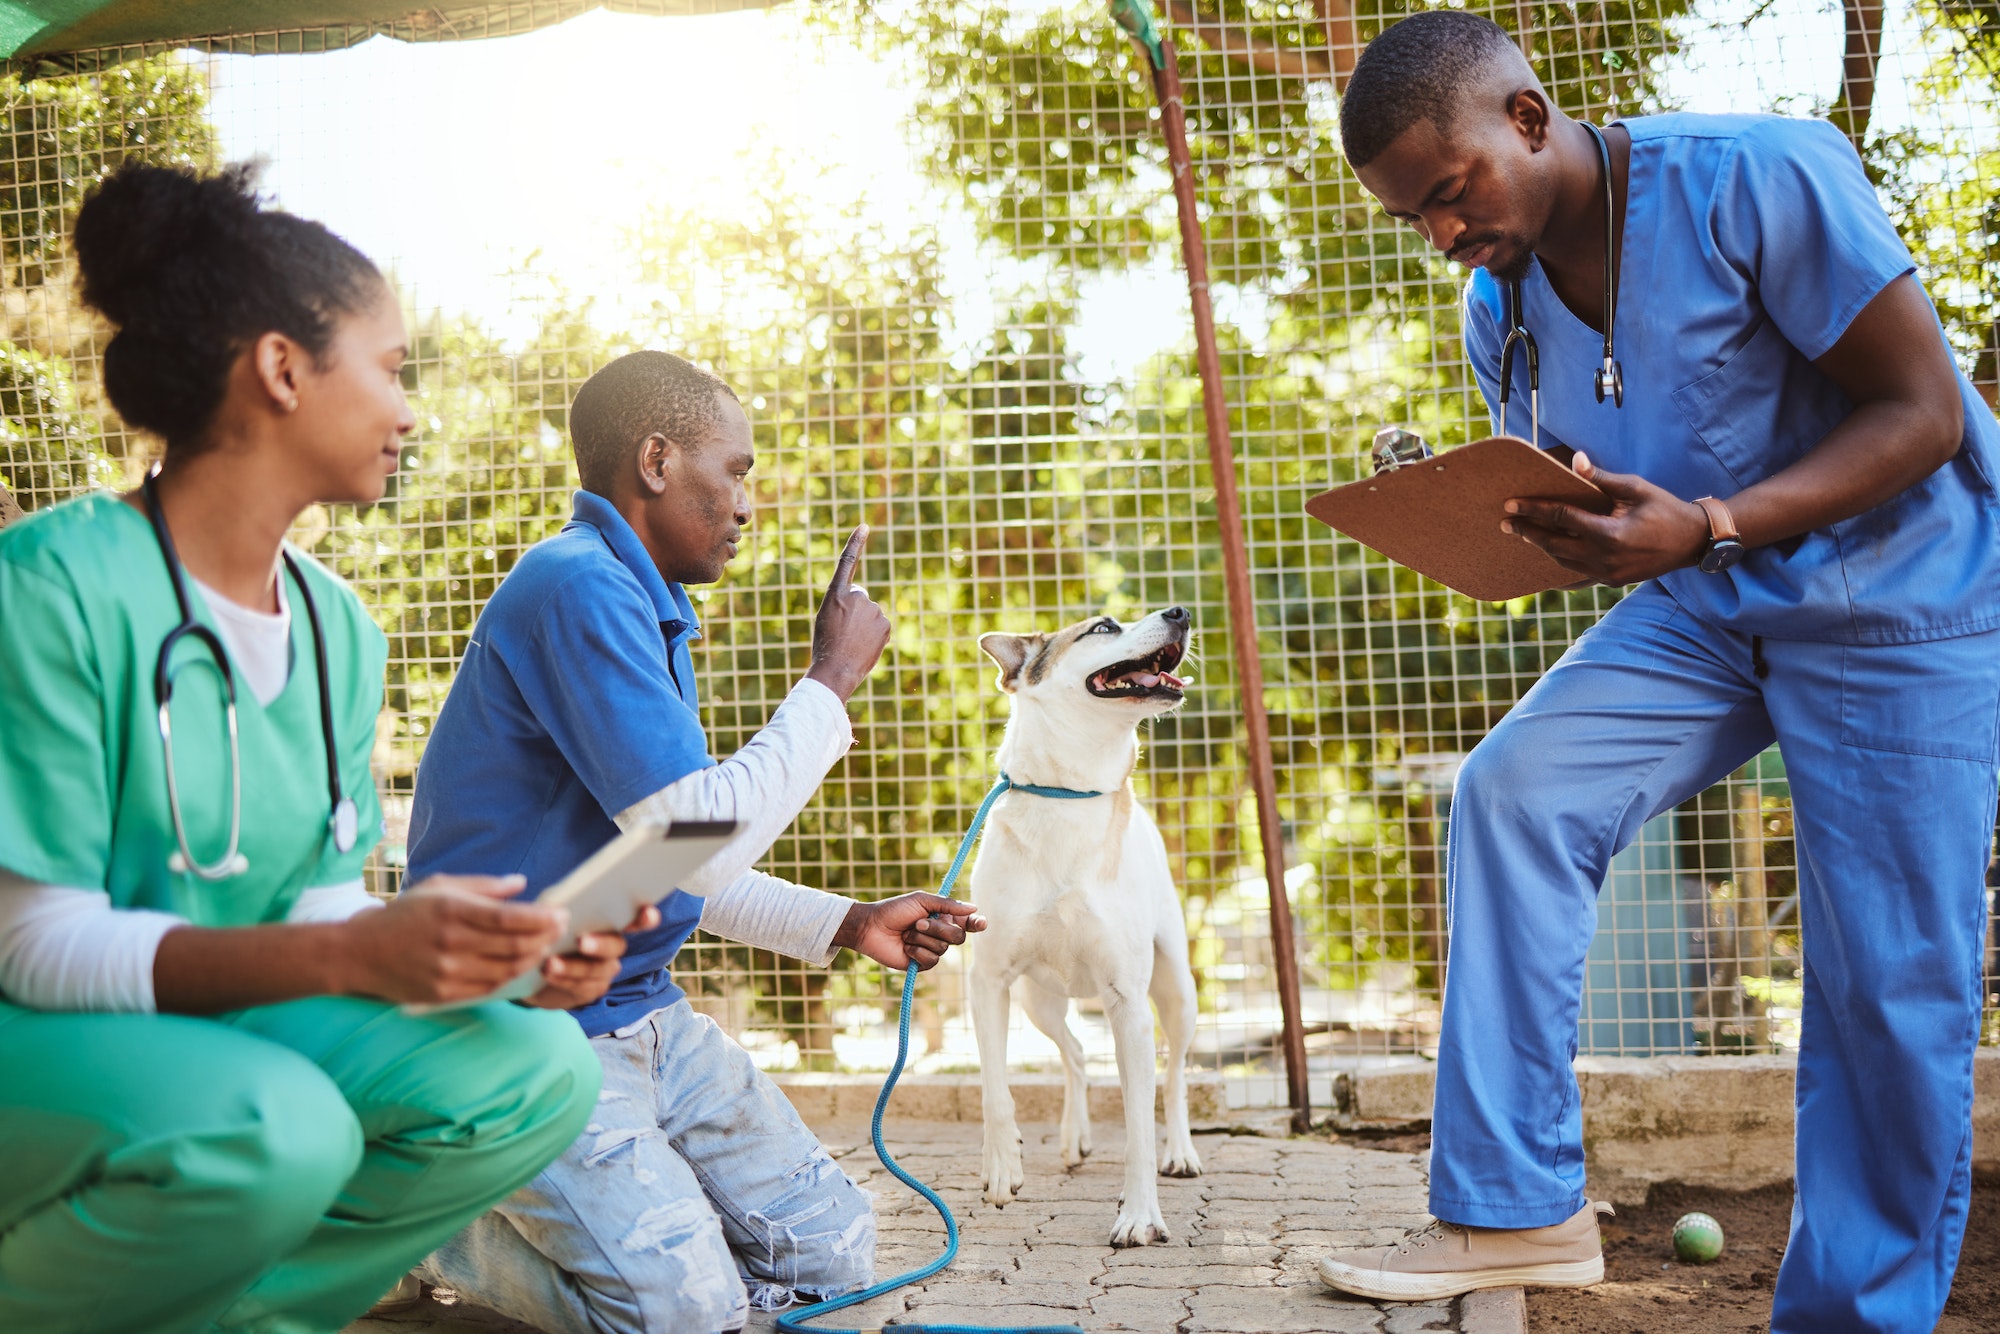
xmin=969 ymin=606 xmax=1203 ymax=1247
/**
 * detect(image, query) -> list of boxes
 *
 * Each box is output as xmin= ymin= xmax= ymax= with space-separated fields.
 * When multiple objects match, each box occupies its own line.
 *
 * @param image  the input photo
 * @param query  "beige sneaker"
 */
xmin=1315 ymin=1200 xmax=1613 ymax=1301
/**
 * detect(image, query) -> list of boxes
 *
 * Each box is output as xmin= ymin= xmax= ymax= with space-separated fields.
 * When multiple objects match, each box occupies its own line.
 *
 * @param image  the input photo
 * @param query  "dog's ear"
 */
xmin=979 ymin=632 xmax=1038 ymax=693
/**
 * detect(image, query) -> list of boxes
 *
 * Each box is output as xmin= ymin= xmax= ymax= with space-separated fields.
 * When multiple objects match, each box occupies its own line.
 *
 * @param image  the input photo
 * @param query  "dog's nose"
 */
xmin=1162 ymin=605 xmax=1189 ymax=624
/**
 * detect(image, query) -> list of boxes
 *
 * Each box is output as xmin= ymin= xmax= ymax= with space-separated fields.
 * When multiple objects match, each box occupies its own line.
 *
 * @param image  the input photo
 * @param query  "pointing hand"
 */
xmin=806 ymin=525 xmax=891 ymax=701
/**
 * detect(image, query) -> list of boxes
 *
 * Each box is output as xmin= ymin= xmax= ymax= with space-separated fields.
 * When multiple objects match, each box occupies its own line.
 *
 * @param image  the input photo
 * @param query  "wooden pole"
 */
xmin=1150 ymin=38 xmax=1312 ymax=1130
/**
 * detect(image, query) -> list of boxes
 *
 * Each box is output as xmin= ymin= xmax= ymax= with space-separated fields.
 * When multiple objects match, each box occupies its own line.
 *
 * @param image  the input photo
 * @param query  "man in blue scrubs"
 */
xmin=1313 ymin=14 xmax=2000 ymax=1331
xmin=404 ymin=351 xmax=983 ymax=1333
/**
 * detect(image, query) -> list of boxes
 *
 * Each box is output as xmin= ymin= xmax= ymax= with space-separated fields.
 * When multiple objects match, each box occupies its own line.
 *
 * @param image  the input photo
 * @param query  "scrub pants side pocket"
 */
xmin=1838 ymin=642 xmax=2000 ymax=762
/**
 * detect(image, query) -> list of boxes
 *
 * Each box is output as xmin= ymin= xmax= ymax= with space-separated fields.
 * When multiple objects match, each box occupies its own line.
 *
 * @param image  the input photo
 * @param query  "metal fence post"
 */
xmin=1141 ymin=29 xmax=1313 ymax=1131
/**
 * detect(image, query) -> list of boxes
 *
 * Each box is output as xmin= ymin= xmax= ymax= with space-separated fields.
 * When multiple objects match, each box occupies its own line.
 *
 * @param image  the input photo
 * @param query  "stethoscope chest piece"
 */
xmin=1595 ymin=356 xmax=1625 ymax=407
xmin=331 ymin=796 xmax=359 ymax=855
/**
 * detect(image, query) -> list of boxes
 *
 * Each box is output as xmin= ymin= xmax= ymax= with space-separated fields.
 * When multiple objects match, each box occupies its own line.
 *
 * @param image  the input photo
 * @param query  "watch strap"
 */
xmin=1694 ymin=496 xmax=1740 ymax=546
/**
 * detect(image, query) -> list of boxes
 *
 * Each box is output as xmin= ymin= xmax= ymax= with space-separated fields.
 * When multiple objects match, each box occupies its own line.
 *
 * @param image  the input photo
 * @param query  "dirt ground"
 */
xmin=1526 ymin=1179 xmax=2000 ymax=1332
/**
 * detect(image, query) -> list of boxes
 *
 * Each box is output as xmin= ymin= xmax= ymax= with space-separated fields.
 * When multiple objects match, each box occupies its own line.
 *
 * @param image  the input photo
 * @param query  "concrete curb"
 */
xmin=1343 ymin=1049 xmax=2000 ymax=1206
xmin=1458 ymin=1286 xmax=1527 ymax=1333
xmin=772 ymin=1069 xmax=1229 ymax=1126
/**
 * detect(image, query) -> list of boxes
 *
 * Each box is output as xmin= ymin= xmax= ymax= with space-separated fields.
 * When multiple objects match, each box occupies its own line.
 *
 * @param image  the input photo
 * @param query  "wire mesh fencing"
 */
xmin=1 ymin=0 xmax=1996 ymax=1109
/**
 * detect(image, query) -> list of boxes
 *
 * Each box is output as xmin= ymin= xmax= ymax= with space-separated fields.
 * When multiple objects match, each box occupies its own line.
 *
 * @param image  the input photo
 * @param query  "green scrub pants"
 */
xmin=0 ymin=994 xmax=600 ymax=1334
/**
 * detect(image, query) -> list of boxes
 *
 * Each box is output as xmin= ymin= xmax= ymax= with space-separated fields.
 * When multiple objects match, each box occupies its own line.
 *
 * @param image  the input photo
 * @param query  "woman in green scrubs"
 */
xmin=0 ymin=165 xmax=634 ymax=1333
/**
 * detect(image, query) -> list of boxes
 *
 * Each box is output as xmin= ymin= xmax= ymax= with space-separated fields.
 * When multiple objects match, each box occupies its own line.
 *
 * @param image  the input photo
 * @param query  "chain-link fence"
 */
xmin=2 ymin=0 xmax=1995 ymax=1109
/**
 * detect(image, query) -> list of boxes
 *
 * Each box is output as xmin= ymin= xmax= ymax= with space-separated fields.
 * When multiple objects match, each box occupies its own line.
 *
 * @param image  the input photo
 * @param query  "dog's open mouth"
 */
xmin=1087 ymin=639 xmax=1188 ymax=701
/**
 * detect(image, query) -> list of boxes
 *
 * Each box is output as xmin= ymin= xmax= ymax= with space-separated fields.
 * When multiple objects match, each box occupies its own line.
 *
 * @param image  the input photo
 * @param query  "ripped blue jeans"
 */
xmin=419 ymin=999 xmax=876 ymax=1334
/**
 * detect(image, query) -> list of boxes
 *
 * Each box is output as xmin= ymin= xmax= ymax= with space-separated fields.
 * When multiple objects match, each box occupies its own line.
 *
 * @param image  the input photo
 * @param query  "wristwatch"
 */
xmin=1694 ymin=496 xmax=1745 ymax=574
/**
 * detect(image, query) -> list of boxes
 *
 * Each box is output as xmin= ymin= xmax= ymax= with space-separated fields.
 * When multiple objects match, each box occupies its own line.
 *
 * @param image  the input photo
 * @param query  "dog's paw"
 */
xmin=981 ymin=1139 xmax=1024 ymax=1207
xmin=1159 ymin=1142 xmax=1202 ymax=1178
xmin=1108 ymin=1207 xmax=1171 ymax=1248
xmin=1061 ymin=1129 xmax=1092 ymax=1169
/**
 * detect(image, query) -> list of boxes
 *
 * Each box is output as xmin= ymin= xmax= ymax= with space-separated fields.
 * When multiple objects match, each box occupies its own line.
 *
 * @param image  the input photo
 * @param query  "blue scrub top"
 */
xmin=1464 ymin=112 xmax=2000 ymax=644
xmin=407 ymin=489 xmax=713 ymax=1036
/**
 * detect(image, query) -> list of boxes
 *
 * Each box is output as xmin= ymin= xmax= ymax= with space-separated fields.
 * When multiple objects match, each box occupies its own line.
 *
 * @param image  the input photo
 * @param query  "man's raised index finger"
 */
xmin=829 ymin=525 xmax=869 ymax=593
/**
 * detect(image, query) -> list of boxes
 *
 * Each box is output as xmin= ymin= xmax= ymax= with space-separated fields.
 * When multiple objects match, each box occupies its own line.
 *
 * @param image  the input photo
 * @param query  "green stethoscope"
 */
xmin=143 ymin=474 xmax=357 ymax=881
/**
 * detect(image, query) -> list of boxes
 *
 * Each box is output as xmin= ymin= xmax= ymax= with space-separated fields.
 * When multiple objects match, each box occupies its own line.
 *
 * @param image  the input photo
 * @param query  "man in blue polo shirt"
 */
xmin=405 ymin=350 xmax=983 ymax=1334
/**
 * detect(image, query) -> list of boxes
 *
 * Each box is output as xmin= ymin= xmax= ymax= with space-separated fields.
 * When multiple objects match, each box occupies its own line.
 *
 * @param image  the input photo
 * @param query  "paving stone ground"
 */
xmin=347 ymin=1120 xmax=1523 ymax=1334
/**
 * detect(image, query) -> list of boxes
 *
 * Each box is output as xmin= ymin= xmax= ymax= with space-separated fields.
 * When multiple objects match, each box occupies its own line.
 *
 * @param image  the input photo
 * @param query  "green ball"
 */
xmin=1672 ymin=1211 xmax=1725 ymax=1263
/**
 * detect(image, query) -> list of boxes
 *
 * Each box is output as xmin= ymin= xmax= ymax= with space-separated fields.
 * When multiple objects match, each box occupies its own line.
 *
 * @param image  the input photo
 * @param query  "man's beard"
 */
xmin=1487 ymin=238 xmax=1535 ymax=283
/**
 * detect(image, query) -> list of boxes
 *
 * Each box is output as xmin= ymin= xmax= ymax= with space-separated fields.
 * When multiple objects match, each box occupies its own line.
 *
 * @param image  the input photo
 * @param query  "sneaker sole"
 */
xmin=1314 ymin=1255 xmax=1603 ymax=1302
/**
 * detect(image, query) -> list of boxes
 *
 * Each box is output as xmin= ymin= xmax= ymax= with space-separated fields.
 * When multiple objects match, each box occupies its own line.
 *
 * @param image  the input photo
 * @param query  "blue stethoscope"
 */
xmin=1497 ymin=121 xmax=1625 ymax=448
xmin=143 ymin=474 xmax=357 ymax=881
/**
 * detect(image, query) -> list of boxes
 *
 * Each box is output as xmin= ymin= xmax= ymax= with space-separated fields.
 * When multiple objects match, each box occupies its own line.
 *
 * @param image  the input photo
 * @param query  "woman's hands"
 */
xmin=153 ymin=874 xmax=656 ymax=1015
xmin=331 ymin=874 xmax=558 ymax=1005
xmin=333 ymin=875 xmax=656 ymax=1009
xmin=832 ymin=893 xmax=987 ymax=971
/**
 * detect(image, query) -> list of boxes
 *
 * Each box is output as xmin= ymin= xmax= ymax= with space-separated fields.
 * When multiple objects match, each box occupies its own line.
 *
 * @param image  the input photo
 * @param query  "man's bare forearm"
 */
xmin=1731 ymin=276 xmax=1964 ymax=550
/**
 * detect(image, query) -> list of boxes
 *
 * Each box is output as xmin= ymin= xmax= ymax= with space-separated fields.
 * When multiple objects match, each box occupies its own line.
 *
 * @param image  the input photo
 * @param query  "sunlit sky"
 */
xmin=196 ymin=0 xmax=1921 ymax=378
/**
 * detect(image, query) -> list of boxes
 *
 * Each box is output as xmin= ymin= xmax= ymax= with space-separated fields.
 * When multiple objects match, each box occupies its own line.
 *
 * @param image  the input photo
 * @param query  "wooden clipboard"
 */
xmin=1304 ymin=436 xmax=1609 ymax=602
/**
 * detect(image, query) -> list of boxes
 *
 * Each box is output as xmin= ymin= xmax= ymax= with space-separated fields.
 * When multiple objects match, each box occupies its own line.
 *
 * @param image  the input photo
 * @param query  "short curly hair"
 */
xmin=568 ymin=350 xmax=740 ymax=496
xmin=1340 ymin=12 xmax=1526 ymax=170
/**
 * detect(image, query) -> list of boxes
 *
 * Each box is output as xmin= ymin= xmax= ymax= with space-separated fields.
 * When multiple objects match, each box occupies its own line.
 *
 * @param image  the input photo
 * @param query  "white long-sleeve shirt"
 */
xmin=615 ymin=677 xmax=856 ymax=966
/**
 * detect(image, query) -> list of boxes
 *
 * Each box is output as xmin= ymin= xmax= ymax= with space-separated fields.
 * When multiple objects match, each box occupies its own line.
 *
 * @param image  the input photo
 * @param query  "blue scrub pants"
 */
xmin=1430 ymin=582 xmax=1999 ymax=1333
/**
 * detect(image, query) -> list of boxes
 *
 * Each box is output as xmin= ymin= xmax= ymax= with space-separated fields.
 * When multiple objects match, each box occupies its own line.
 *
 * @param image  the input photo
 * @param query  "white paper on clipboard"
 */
xmin=400 ymin=819 xmax=739 ymax=1015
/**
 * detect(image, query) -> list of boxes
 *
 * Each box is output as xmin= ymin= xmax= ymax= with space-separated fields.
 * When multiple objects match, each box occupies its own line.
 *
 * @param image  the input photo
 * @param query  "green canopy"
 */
xmin=2 ymin=0 xmax=778 ymax=64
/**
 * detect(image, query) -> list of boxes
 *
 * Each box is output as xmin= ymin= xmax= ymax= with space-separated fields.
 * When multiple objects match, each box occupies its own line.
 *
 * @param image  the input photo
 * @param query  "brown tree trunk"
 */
xmin=1313 ymin=0 xmax=1359 ymax=91
xmin=1731 ymin=786 xmax=1771 ymax=1049
xmin=0 ymin=479 xmax=20 ymax=529
xmin=1409 ymin=792 xmax=1446 ymax=995
xmin=1512 ymin=0 xmax=1536 ymax=65
xmin=1831 ymin=0 xmax=1886 ymax=149
xmin=1160 ymin=0 xmax=1337 ymax=81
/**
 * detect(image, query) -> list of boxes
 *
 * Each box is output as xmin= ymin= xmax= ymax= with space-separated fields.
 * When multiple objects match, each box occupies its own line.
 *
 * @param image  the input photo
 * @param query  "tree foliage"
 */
xmin=0 ymin=57 xmax=217 ymax=508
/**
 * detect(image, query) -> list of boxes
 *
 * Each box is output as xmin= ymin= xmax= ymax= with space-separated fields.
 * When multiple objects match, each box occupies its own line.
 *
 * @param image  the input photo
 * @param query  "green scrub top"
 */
xmin=0 ymin=492 xmax=385 ymax=927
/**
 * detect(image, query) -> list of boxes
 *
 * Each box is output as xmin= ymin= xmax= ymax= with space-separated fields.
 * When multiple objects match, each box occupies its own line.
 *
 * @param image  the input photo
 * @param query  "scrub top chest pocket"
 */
xmin=1669 ymin=317 xmax=1848 ymax=493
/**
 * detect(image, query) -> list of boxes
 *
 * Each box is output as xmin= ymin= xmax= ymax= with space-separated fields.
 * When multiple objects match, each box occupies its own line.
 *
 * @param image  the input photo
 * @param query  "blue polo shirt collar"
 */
xmin=565 ymin=489 xmax=701 ymax=643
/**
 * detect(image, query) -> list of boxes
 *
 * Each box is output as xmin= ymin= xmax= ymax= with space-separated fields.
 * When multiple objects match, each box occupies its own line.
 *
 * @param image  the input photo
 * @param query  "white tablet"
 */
xmin=401 ymin=819 xmax=738 ymax=1014
xmin=537 ymin=819 xmax=738 ymax=948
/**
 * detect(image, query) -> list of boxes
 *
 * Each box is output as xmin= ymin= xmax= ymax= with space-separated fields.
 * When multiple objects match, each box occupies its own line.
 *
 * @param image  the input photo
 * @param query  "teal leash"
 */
xmin=777 ymin=775 xmax=1101 ymax=1334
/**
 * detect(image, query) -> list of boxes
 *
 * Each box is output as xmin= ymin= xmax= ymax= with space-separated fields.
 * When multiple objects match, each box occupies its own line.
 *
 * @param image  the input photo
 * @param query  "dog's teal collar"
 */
xmin=999 ymin=771 xmax=1105 ymax=800
xmin=928 ymin=774 xmax=1107 ymax=917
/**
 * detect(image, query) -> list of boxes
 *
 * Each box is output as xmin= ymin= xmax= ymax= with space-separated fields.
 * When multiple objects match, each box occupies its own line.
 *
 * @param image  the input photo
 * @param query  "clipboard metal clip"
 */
xmin=1370 ymin=426 xmax=1433 ymax=475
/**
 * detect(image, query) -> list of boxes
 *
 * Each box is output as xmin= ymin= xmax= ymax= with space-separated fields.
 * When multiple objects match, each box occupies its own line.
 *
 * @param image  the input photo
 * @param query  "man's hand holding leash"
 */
xmin=834 ymin=894 xmax=988 ymax=971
